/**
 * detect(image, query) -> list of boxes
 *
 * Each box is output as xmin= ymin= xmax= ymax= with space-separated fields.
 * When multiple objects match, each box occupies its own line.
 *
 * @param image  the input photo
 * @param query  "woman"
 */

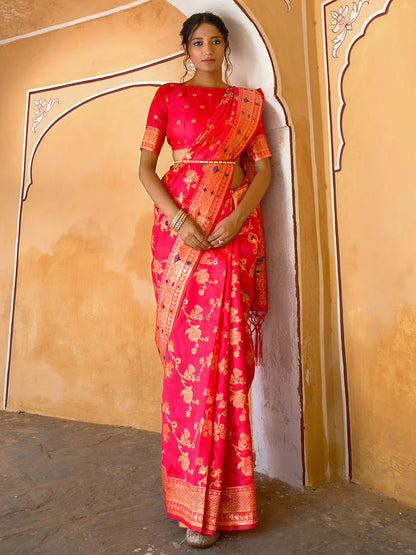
xmin=139 ymin=12 xmax=271 ymax=548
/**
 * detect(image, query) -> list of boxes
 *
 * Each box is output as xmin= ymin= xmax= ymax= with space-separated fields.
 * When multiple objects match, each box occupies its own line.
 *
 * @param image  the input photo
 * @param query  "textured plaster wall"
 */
xmin=334 ymin=0 xmax=416 ymax=507
xmin=1 ymin=0 xmax=308 ymax=488
xmin=0 ymin=0 xmax=184 ymax=430
xmin=0 ymin=0 xmax=310 ymax=488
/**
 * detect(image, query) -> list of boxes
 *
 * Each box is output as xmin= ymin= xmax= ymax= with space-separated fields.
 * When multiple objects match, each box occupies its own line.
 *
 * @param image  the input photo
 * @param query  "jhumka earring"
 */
xmin=223 ymin=46 xmax=233 ymax=85
xmin=184 ymin=55 xmax=196 ymax=76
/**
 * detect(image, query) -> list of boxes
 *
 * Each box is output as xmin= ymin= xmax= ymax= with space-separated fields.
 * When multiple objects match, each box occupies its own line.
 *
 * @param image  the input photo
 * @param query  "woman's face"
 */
xmin=187 ymin=22 xmax=227 ymax=75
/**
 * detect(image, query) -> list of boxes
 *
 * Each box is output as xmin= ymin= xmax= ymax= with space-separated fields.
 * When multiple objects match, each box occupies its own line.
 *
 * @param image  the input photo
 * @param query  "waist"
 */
xmin=173 ymin=159 xmax=236 ymax=166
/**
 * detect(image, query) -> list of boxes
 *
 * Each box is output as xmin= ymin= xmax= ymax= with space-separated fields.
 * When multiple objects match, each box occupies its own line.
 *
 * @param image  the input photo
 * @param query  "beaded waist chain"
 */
xmin=173 ymin=159 xmax=236 ymax=165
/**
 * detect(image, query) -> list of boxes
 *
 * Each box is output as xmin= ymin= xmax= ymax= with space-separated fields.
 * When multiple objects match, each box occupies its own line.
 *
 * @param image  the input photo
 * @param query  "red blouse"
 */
xmin=141 ymin=82 xmax=271 ymax=162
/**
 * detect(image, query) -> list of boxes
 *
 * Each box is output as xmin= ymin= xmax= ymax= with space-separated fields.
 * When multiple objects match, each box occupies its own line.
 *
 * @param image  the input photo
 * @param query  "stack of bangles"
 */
xmin=170 ymin=208 xmax=187 ymax=232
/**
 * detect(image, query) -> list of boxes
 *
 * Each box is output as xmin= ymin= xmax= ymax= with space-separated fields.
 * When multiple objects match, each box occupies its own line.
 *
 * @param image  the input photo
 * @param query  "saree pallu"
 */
xmin=150 ymin=87 xmax=268 ymax=534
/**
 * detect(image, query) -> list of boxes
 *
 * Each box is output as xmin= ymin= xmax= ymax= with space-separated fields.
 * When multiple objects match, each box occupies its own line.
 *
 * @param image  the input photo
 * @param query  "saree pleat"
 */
xmin=151 ymin=87 xmax=268 ymax=534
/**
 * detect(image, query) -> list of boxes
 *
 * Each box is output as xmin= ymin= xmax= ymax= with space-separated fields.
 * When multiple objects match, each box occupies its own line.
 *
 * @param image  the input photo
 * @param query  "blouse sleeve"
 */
xmin=140 ymin=85 xmax=169 ymax=155
xmin=245 ymin=117 xmax=272 ymax=163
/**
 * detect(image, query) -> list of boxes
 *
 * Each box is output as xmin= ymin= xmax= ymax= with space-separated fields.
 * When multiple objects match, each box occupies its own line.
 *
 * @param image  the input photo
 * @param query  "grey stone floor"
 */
xmin=1 ymin=411 xmax=415 ymax=554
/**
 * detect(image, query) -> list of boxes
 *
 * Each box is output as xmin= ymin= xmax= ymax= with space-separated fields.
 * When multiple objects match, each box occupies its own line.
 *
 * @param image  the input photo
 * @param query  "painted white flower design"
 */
xmin=32 ymin=98 xmax=59 ymax=132
xmin=331 ymin=1 xmax=369 ymax=58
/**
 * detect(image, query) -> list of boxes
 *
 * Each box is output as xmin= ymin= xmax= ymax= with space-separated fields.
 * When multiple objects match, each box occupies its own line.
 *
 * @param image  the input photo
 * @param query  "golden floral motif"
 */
xmin=230 ymin=389 xmax=247 ymax=409
xmin=214 ymin=422 xmax=226 ymax=441
xmin=237 ymin=433 xmax=251 ymax=451
xmin=152 ymin=259 xmax=164 ymax=275
xmin=181 ymin=385 xmax=194 ymax=407
xmin=230 ymin=368 xmax=245 ymax=387
xmin=183 ymin=170 xmax=199 ymax=188
xmin=185 ymin=324 xmax=202 ymax=343
xmin=233 ymin=432 xmax=254 ymax=477
xmin=209 ymin=466 xmax=222 ymax=488
xmin=162 ymin=423 xmax=170 ymax=441
xmin=179 ymin=451 xmax=190 ymax=472
xmin=218 ymin=357 xmax=228 ymax=375
xmin=194 ymin=266 xmax=219 ymax=296
xmin=183 ymin=363 xmax=197 ymax=381
xmin=237 ymin=456 xmax=254 ymax=477
xmin=196 ymin=457 xmax=208 ymax=486
xmin=165 ymin=360 xmax=173 ymax=378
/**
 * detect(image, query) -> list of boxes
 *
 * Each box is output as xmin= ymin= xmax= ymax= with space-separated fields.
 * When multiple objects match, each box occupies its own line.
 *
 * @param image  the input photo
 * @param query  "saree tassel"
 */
xmin=248 ymin=310 xmax=266 ymax=365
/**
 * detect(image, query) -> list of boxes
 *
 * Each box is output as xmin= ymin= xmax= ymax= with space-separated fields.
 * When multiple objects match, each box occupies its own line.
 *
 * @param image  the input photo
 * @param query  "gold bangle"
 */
xmin=173 ymin=212 xmax=187 ymax=232
xmin=170 ymin=209 xmax=187 ymax=232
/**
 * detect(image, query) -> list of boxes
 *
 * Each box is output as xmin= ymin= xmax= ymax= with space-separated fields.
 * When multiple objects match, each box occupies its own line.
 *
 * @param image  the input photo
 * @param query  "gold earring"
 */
xmin=223 ymin=46 xmax=232 ymax=85
xmin=184 ymin=56 xmax=196 ymax=76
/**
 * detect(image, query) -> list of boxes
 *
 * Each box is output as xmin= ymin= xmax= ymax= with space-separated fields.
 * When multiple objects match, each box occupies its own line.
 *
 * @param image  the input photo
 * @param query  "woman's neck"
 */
xmin=186 ymin=71 xmax=227 ymax=89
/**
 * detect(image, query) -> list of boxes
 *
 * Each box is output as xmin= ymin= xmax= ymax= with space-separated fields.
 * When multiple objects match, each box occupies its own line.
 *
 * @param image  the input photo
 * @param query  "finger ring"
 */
xmin=218 ymin=239 xmax=224 ymax=244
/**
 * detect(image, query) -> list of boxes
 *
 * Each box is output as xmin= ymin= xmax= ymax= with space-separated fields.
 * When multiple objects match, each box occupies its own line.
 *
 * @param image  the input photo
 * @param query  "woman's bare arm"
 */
xmin=208 ymin=157 xmax=271 ymax=246
xmin=138 ymin=149 xmax=211 ymax=250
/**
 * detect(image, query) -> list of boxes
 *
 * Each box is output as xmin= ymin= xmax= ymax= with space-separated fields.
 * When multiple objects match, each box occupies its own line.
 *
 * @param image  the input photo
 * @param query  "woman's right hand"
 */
xmin=178 ymin=217 xmax=211 ymax=251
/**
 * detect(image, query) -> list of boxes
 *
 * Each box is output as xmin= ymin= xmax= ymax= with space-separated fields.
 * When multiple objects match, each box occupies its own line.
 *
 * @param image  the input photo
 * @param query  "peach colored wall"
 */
xmin=0 ymin=0 xmax=185 ymax=430
xmin=1 ymin=0 xmax=338 ymax=490
xmin=6 ymin=0 xmax=414 ymax=507
xmin=1 ymin=0 xmax=309 ymax=488
xmin=332 ymin=0 xmax=416 ymax=506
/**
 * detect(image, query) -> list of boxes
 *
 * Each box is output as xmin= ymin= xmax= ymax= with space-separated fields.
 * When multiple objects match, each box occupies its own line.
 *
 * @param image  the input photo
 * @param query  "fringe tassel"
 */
xmin=248 ymin=310 xmax=266 ymax=366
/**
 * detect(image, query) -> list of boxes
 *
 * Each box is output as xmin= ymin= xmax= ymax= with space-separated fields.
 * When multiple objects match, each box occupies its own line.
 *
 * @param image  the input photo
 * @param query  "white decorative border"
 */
xmin=321 ymin=0 xmax=394 ymax=477
xmin=2 ymin=50 xmax=182 ymax=409
xmin=0 ymin=0 xmax=151 ymax=46
xmin=322 ymin=0 xmax=393 ymax=170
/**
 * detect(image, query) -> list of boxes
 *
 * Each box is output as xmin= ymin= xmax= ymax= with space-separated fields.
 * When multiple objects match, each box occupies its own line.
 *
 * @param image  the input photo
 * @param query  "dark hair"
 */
xmin=179 ymin=12 xmax=232 ymax=83
xmin=180 ymin=12 xmax=229 ymax=52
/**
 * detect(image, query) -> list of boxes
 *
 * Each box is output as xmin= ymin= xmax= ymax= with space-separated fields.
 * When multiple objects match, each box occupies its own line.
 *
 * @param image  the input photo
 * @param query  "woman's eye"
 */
xmin=212 ymin=40 xmax=221 ymax=45
xmin=192 ymin=41 xmax=202 ymax=46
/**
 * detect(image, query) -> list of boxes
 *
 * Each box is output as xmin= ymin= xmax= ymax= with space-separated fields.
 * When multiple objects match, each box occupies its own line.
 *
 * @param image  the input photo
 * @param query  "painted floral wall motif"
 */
xmin=322 ymin=0 xmax=392 ymax=170
xmin=32 ymin=98 xmax=59 ymax=132
xmin=330 ymin=0 xmax=369 ymax=57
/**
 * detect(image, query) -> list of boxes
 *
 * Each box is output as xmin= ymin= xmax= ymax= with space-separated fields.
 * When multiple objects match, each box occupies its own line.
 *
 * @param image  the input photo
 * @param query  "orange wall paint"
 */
xmin=2 ymin=0 xmax=415 ymax=509
xmin=334 ymin=0 xmax=416 ymax=506
xmin=0 ymin=0 xmax=185 ymax=430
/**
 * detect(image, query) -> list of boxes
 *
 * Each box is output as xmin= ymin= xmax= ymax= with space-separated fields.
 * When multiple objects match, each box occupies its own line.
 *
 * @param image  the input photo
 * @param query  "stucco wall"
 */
xmin=1 ymin=0 xmax=305 ymax=488
xmin=0 ymin=0 xmax=184 ymax=430
xmin=2 ymin=0 xmax=415 ymax=508
xmin=331 ymin=0 xmax=416 ymax=506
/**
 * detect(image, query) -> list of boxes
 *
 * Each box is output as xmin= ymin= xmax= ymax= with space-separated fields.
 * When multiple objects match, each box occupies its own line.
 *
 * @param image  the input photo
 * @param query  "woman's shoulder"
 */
xmin=157 ymin=82 xmax=182 ymax=93
xmin=152 ymin=82 xmax=183 ymax=101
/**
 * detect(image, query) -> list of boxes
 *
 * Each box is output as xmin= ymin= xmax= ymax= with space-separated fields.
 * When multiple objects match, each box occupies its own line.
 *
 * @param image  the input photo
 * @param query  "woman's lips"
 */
xmin=202 ymin=59 xmax=215 ymax=63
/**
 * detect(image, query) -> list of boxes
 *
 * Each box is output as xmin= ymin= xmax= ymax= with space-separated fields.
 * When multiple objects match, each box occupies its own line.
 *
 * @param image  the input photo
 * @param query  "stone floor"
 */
xmin=1 ymin=411 xmax=415 ymax=554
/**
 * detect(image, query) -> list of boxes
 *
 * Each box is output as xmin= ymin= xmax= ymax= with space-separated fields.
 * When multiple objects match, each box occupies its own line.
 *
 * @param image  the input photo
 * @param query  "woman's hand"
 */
xmin=178 ymin=217 xmax=211 ymax=251
xmin=208 ymin=213 xmax=242 ymax=248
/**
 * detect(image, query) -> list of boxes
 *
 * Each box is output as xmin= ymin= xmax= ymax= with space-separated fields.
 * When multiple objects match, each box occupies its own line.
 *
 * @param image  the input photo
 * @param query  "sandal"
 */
xmin=186 ymin=528 xmax=220 ymax=548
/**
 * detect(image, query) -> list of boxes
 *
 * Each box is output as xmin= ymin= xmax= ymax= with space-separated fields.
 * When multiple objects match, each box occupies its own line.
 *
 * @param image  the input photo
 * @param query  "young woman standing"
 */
xmin=139 ymin=12 xmax=271 ymax=548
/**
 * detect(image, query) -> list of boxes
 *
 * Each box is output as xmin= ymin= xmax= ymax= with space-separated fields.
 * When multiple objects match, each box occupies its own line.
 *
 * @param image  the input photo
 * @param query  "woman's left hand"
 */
xmin=208 ymin=213 xmax=242 ymax=248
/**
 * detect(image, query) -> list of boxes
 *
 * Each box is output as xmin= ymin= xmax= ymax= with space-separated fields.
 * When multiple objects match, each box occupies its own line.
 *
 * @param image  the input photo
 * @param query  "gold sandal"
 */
xmin=186 ymin=529 xmax=220 ymax=548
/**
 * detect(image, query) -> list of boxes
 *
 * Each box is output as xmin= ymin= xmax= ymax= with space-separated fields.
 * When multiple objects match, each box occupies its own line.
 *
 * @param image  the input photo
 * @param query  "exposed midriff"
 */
xmin=172 ymin=149 xmax=245 ymax=190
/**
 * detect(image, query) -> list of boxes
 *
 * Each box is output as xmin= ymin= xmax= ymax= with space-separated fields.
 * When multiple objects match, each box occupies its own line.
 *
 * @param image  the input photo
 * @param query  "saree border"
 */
xmin=163 ymin=468 xmax=258 ymax=533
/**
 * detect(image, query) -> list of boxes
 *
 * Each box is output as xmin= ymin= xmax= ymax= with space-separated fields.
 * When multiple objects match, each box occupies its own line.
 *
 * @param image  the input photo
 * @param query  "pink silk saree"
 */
xmin=148 ymin=86 xmax=268 ymax=534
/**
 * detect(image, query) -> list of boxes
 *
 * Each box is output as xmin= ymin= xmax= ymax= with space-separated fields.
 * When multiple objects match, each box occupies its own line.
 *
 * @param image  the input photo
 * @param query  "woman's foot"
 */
xmin=186 ymin=528 xmax=220 ymax=548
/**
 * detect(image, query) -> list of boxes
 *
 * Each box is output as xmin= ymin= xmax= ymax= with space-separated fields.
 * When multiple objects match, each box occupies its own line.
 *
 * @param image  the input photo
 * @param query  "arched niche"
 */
xmin=4 ymin=0 xmax=302 ymax=488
